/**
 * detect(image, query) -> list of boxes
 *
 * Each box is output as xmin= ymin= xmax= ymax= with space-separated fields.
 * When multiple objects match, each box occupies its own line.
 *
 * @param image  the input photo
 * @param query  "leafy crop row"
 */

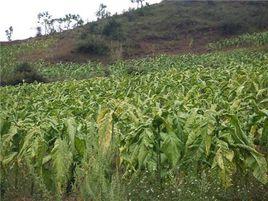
xmin=208 ymin=31 xmax=268 ymax=50
xmin=37 ymin=48 xmax=268 ymax=81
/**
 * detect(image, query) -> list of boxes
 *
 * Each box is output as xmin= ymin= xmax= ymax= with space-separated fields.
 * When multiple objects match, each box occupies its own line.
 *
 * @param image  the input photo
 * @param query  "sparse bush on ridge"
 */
xmin=87 ymin=21 xmax=103 ymax=35
xmin=102 ymin=19 xmax=125 ymax=41
xmin=76 ymin=18 xmax=125 ymax=57
xmin=75 ymin=35 xmax=110 ymax=55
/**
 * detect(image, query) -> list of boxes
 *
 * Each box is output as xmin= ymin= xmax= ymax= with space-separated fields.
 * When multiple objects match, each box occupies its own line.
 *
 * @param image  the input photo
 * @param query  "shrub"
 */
xmin=88 ymin=22 xmax=103 ymax=35
xmin=125 ymin=9 xmax=135 ymax=22
xmin=102 ymin=19 xmax=125 ymax=41
xmin=0 ymin=63 xmax=46 ymax=86
xmin=76 ymin=35 xmax=110 ymax=55
xmin=219 ymin=22 xmax=244 ymax=35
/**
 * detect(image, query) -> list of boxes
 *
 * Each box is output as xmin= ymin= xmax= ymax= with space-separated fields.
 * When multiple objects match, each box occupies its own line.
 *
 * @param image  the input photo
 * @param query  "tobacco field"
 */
xmin=1 ymin=48 xmax=268 ymax=200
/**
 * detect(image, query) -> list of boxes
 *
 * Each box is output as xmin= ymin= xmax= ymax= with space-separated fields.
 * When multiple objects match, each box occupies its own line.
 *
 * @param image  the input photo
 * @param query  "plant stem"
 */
xmin=156 ymin=125 xmax=162 ymax=188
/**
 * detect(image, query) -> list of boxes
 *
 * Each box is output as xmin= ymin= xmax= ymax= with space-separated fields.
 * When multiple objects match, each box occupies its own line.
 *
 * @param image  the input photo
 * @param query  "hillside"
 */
xmin=1 ymin=0 xmax=268 ymax=64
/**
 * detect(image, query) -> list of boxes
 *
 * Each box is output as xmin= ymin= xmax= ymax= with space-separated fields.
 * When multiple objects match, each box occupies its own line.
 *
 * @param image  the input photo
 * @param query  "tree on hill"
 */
xmin=102 ymin=18 xmax=125 ymax=40
xmin=5 ymin=26 xmax=13 ymax=41
xmin=96 ymin=4 xmax=111 ymax=19
xmin=37 ymin=12 xmax=84 ymax=35
xmin=36 ymin=26 xmax=42 ymax=37
xmin=37 ymin=11 xmax=54 ymax=34
xmin=60 ymin=14 xmax=84 ymax=30
xmin=130 ymin=0 xmax=145 ymax=8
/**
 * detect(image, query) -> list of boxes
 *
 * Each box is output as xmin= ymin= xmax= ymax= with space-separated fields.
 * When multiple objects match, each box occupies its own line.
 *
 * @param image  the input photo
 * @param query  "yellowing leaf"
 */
xmin=224 ymin=150 xmax=234 ymax=162
xmin=65 ymin=118 xmax=76 ymax=152
xmin=97 ymin=108 xmax=113 ymax=153
xmin=215 ymin=149 xmax=224 ymax=170
xmin=205 ymin=134 xmax=212 ymax=156
xmin=230 ymin=99 xmax=241 ymax=110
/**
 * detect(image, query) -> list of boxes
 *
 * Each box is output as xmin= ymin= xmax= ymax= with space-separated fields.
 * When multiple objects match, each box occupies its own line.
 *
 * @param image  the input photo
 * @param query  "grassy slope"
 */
xmin=2 ymin=1 xmax=267 ymax=63
xmin=116 ymin=0 xmax=268 ymax=56
xmin=66 ymin=1 xmax=268 ymax=61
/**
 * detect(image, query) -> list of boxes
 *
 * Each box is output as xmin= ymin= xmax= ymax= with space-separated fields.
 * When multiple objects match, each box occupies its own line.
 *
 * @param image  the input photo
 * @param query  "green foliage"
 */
xmin=1 ymin=2 xmax=268 ymax=199
xmin=208 ymin=31 xmax=268 ymax=50
xmin=130 ymin=0 xmax=145 ymax=8
xmin=0 ymin=38 xmax=55 ymax=85
xmin=36 ymin=61 xmax=106 ymax=81
xmin=102 ymin=19 xmax=125 ymax=41
xmin=1 ymin=48 xmax=268 ymax=200
xmin=51 ymin=139 xmax=73 ymax=198
xmin=1 ymin=62 xmax=46 ymax=86
xmin=87 ymin=21 xmax=103 ymax=35
xmin=73 ymin=0 xmax=268 ymax=62
xmin=75 ymin=35 xmax=110 ymax=55
xmin=37 ymin=11 xmax=84 ymax=35
xmin=219 ymin=22 xmax=243 ymax=35
xmin=96 ymin=3 xmax=111 ymax=20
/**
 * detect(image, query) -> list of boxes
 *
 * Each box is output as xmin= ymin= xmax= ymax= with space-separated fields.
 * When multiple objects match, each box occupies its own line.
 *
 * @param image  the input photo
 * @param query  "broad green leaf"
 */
xmin=51 ymin=139 xmax=73 ymax=196
xmin=161 ymin=132 xmax=180 ymax=167
xmin=0 ymin=117 xmax=11 ymax=136
xmin=251 ymin=152 xmax=268 ymax=184
xmin=65 ymin=118 xmax=76 ymax=152
xmin=75 ymin=137 xmax=86 ymax=157
xmin=138 ymin=144 xmax=148 ymax=168
xmin=228 ymin=115 xmax=251 ymax=145
xmin=186 ymin=130 xmax=200 ymax=147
